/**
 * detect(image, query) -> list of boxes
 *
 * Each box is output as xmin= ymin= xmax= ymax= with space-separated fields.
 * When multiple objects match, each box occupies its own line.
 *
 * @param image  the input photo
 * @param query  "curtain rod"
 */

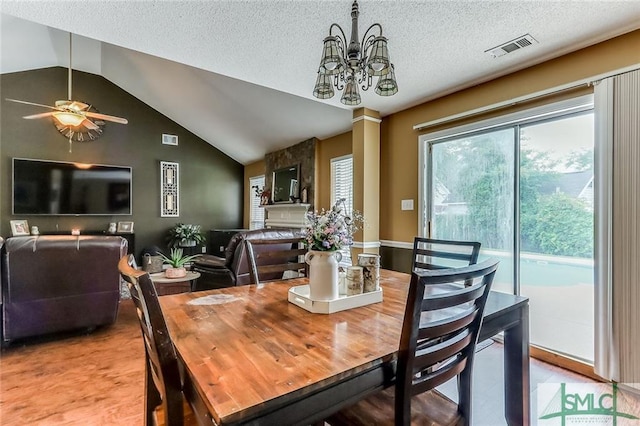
xmin=413 ymin=64 xmax=640 ymax=131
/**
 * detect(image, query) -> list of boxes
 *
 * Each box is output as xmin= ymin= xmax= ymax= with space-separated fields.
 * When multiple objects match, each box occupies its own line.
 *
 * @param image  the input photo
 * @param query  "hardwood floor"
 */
xmin=1 ymin=299 xmax=598 ymax=425
xmin=0 ymin=300 xmax=145 ymax=425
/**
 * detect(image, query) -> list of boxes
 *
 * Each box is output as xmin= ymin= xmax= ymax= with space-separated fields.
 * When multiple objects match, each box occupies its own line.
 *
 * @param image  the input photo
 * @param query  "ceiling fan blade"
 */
xmin=82 ymin=118 xmax=100 ymax=130
xmin=23 ymin=112 xmax=55 ymax=119
xmin=84 ymin=111 xmax=128 ymax=124
xmin=5 ymin=98 xmax=61 ymax=111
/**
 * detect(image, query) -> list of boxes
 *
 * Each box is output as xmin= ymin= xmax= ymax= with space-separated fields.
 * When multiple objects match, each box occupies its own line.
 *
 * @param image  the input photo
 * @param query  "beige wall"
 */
xmin=315 ymin=131 xmax=352 ymax=211
xmin=380 ymin=29 xmax=640 ymax=243
xmin=243 ymin=160 xmax=266 ymax=228
xmin=244 ymin=30 xmax=640 ymax=238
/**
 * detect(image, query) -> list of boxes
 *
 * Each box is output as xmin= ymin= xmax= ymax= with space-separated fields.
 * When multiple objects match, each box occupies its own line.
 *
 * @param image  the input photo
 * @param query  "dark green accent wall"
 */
xmin=1 ymin=67 xmax=244 ymax=255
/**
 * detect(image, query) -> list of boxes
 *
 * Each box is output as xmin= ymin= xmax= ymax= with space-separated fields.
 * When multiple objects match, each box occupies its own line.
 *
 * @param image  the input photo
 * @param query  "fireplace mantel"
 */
xmin=263 ymin=204 xmax=310 ymax=228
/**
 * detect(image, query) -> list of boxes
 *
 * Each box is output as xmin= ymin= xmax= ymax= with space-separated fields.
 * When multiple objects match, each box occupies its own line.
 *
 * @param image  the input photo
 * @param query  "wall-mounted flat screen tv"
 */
xmin=12 ymin=158 xmax=132 ymax=215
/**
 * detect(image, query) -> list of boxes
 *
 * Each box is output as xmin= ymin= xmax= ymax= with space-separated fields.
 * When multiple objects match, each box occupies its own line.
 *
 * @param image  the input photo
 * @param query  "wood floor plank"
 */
xmin=0 ymin=300 xmax=144 ymax=426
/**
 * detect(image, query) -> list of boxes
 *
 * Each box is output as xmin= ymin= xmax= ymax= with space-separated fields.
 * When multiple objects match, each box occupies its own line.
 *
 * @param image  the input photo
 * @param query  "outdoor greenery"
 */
xmin=433 ymin=134 xmax=593 ymax=259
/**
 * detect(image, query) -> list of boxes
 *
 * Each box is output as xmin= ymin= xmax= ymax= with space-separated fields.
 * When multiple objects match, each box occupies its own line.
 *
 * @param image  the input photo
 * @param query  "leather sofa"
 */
xmin=1 ymin=235 xmax=127 ymax=345
xmin=193 ymin=228 xmax=304 ymax=289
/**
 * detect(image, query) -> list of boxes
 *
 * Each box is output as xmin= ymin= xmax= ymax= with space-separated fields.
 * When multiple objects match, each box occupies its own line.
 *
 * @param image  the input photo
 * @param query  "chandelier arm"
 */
xmin=329 ymin=23 xmax=348 ymax=48
xmin=334 ymin=73 xmax=345 ymax=91
xmin=360 ymin=23 xmax=383 ymax=50
xmin=361 ymin=73 xmax=373 ymax=92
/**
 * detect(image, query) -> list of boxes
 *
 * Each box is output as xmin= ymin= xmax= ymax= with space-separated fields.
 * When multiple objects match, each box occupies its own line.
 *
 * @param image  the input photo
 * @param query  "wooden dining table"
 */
xmin=158 ymin=269 xmax=530 ymax=426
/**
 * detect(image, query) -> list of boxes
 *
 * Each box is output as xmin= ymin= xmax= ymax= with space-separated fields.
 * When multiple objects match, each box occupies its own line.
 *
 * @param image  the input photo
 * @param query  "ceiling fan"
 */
xmin=5 ymin=32 xmax=128 ymax=150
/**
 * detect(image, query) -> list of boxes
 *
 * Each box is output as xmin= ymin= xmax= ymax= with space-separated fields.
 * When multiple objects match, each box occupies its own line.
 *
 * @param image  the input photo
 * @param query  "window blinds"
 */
xmin=249 ymin=175 xmax=265 ymax=230
xmin=594 ymin=68 xmax=640 ymax=384
xmin=331 ymin=155 xmax=353 ymax=264
xmin=331 ymin=155 xmax=354 ymax=214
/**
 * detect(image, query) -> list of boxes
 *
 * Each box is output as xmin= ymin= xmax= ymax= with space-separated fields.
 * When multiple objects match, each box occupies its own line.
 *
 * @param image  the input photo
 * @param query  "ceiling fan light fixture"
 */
xmin=53 ymin=111 xmax=85 ymax=127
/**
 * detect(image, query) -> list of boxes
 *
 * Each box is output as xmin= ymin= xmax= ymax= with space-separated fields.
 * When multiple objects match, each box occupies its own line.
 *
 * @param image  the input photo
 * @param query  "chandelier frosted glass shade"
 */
xmin=313 ymin=0 xmax=397 ymax=106
xmin=341 ymin=76 xmax=361 ymax=106
xmin=313 ymin=73 xmax=335 ymax=99
xmin=375 ymin=65 xmax=398 ymax=96
xmin=367 ymin=37 xmax=391 ymax=76
xmin=319 ymin=36 xmax=344 ymax=75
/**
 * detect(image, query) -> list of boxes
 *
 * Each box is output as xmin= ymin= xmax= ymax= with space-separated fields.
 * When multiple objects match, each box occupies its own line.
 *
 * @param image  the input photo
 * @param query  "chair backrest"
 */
xmin=395 ymin=258 xmax=499 ymax=426
xmin=413 ymin=237 xmax=481 ymax=272
xmin=118 ymin=256 xmax=185 ymax=425
xmin=227 ymin=228 xmax=304 ymax=285
xmin=244 ymin=237 xmax=308 ymax=285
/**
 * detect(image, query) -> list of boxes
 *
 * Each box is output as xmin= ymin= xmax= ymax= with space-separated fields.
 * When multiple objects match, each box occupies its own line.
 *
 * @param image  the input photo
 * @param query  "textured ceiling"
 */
xmin=2 ymin=1 xmax=640 ymax=164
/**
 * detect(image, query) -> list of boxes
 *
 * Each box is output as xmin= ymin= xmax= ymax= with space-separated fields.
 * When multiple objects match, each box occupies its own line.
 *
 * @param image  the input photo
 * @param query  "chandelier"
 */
xmin=313 ymin=0 xmax=397 ymax=106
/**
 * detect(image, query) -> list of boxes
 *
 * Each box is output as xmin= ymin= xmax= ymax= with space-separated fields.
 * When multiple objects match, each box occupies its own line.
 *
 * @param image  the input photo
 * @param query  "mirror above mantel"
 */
xmin=272 ymin=165 xmax=300 ymax=203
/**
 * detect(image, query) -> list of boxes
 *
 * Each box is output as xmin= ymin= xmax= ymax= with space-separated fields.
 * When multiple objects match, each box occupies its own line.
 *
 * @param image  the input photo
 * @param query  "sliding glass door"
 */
xmin=423 ymin=100 xmax=594 ymax=362
xmin=519 ymin=114 xmax=594 ymax=362
xmin=429 ymin=128 xmax=515 ymax=294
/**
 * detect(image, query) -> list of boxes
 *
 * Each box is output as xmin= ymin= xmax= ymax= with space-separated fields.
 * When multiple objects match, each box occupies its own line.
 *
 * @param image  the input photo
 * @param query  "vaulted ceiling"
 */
xmin=2 ymin=1 xmax=640 ymax=164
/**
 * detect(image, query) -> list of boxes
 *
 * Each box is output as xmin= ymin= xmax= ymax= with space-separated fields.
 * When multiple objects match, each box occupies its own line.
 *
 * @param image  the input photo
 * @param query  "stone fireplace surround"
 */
xmin=264 ymin=137 xmax=316 ymax=210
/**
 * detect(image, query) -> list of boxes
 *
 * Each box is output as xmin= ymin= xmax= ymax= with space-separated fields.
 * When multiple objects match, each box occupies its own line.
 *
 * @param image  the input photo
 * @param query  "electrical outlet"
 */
xmin=201 ymin=246 xmax=206 ymax=253
xmin=401 ymin=199 xmax=414 ymax=211
xmin=219 ymin=245 xmax=225 ymax=253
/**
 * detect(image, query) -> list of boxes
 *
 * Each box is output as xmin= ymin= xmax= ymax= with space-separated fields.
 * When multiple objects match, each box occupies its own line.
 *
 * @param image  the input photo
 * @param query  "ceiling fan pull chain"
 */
xmin=69 ymin=137 xmax=73 ymax=153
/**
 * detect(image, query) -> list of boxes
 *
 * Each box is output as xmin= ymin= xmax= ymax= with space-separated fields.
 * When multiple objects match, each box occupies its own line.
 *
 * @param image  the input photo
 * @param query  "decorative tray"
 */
xmin=288 ymin=285 xmax=383 ymax=314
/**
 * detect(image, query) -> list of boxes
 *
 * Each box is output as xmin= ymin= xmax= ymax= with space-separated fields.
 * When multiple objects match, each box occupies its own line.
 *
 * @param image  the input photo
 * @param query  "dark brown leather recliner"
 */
xmin=193 ymin=228 xmax=304 ymax=289
xmin=1 ymin=235 xmax=127 ymax=345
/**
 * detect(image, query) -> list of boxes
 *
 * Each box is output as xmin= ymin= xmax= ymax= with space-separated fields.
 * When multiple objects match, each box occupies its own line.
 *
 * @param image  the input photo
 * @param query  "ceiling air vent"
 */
xmin=485 ymin=34 xmax=538 ymax=58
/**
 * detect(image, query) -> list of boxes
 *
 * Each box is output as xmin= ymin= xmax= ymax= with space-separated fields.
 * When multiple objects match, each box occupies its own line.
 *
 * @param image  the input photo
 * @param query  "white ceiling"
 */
xmin=2 ymin=1 xmax=640 ymax=165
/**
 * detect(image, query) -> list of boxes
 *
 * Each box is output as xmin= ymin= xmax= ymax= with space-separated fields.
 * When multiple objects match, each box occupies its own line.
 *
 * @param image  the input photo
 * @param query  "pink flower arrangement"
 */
xmin=304 ymin=199 xmax=363 ymax=251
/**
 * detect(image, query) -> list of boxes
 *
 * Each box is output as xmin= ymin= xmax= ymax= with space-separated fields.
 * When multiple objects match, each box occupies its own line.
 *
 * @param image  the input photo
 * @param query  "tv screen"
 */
xmin=12 ymin=158 xmax=132 ymax=215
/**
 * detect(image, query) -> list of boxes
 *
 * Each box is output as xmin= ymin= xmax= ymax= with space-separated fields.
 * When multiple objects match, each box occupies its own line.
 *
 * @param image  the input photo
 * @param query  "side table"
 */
xmin=149 ymin=271 xmax=201 ymax=296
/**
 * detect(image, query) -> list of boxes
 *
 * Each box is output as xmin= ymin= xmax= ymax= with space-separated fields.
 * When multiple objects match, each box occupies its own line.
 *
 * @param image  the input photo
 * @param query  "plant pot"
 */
xmin=165 ymin=267 xmax=187 ymax=278
xmin=179 ymin=239 xmax=197 ymax=247
xmin=304 ymin=250 xmax=343 ymax=301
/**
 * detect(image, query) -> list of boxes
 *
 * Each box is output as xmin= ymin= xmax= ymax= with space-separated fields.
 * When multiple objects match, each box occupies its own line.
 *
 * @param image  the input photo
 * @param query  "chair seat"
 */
xmin=329 ymin=387 xmax=462 ymax=426
xmin=193 ymin=254 xmax=227 ymax=269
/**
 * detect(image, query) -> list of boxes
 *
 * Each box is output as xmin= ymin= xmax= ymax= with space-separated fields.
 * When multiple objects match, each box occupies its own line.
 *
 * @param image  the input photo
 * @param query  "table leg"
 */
xmin=503 ymin=304 xmax=530 ymax=426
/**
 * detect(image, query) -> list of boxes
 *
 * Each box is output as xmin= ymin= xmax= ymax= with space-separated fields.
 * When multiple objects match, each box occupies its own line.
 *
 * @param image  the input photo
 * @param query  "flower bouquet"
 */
xmin=303 ymin=199 xmax=364 ymax=300
xmin=304 ymin=199 xmax=363 ymax=251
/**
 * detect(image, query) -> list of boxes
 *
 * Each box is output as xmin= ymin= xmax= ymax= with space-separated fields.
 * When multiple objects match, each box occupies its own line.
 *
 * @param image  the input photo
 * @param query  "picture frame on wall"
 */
xmin=10 ymin=220 xmax=30 ymax=236
xmin=117 ymin=221 xmax=134 ymax=233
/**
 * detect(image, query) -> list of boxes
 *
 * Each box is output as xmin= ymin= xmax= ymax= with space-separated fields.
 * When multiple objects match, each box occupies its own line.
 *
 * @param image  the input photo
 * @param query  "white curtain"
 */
xmin=594 ymin=68 xmax=640 ymax=383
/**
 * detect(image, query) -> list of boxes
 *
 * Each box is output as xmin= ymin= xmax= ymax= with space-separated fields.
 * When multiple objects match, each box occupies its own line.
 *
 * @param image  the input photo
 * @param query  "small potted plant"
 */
xmin=167 ymin=223 xmax=206 ymax=248
xmin=159 ymin=248 xmax=201 ymax=278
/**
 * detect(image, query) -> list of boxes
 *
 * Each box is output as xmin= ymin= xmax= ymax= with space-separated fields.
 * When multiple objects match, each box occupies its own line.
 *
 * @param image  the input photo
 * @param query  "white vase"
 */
xmin=304 ymin=250 xmax=343 ymax=301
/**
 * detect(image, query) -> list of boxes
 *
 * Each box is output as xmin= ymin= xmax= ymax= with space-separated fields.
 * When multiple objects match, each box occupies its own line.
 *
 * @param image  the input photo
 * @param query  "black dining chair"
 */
xmin=328 ymin=258 xmax=499 ymax=426
xmin=413 ymin=237 xmax=481 ymax=272
xmin=244 ymin=237 xmax=308 ymax=285
xmin=118 ymin=256 xmax=198 ymax=426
